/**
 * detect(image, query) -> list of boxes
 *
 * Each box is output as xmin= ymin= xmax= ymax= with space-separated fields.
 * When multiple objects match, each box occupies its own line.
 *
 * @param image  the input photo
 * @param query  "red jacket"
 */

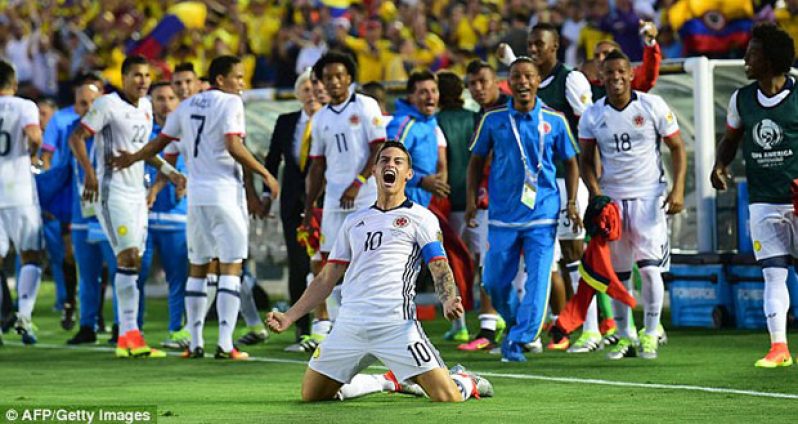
xmin=589 ymin=43 xmax=662 ymax=92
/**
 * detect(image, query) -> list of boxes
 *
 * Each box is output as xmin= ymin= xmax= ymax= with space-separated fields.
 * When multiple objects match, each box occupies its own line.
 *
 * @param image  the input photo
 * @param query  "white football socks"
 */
xmin=640 ymin=266 xmax=665 ymax=337
xmin=204 ymin=273 xmax=219 ymax=317
xmin=16 ymin=264 xmax=42 ymax=321
xmin=450 ymin=373 xmax=475 ymax=401
xmin=185 ymin=277 xmax=208 ymax=350
xmin=337 ymin=374 xmax=392 ymax=399
xmin=217 ymin=275 xmax=241 ymax=352
xmin=115 ymin=268 xmax=139 ymax=334
xmin=762 ymin=267 xmax=790 ymax=344
xmin=239 ymin=273 xmax=262 ymax=328
xmin=612 ymin=276 xmax=635 ymax=339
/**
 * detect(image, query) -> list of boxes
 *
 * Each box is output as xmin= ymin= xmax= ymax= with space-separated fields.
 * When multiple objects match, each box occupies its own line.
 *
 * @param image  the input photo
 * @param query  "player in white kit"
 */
xmin=0 ymin=60 xmax=44 ymax=345
xmin=578 ymin=50 xmax=686 ymax=360
xmin=269 ymin=141 xmax=492 ymax=402
xmin=70 ymin=55 xmax=183 ymax=358
xmin=113 ymin=55 xmax=280 ymax=360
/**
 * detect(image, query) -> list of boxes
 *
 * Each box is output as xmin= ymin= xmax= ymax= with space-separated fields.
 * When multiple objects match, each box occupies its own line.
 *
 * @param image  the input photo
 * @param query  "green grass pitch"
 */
xmin=1 ymin=283 xmax=797 ymax=423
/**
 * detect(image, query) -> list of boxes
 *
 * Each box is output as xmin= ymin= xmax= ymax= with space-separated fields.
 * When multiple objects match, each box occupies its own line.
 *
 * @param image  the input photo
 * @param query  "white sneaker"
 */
xmin=567 ymin=331 xmax=603 ymax=353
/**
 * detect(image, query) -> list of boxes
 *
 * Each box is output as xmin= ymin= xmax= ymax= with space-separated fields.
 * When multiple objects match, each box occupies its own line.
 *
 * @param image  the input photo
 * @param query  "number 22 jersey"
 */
xmin=161 ymin=89 xmax=246 ymax=206
xmin=81 ymin=92 xmax=153 ymax=198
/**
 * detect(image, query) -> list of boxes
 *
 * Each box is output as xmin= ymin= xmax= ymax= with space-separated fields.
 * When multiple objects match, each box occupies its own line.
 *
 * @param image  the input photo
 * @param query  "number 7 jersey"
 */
xmin=161 ymin=89 xmax=246 ymax=206
xmin=81 ymin=92 xmax=153 ymax=198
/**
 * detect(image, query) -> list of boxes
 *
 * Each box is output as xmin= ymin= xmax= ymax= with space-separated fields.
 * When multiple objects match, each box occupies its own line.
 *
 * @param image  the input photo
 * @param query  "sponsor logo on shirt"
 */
xmin=753 ymin=119 xmax=784 ymax=150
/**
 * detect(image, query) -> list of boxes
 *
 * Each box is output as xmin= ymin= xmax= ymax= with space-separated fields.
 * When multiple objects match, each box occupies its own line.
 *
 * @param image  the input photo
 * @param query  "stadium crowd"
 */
xmin=1 ymin=0 xmax=798 ymax=398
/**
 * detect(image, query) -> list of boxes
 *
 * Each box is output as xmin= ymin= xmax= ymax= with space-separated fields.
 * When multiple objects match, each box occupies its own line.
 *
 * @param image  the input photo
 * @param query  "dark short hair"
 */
xmin=360 ymin=81 xmax=386 ymax=105
xmin=208 ymin=55 xmax=242 ymax=85
xmin=437 ymin=71 xmax=464 ymax=109
xmin=752 ymin=22 xmax=795 ymax=75
xmin=312 ymin=51 xmax=358 ymax=82
xmin=531 ymin=22 xmax=560 ymax=42
xmin=377 ymin=140 xmax=413 ymax=168
xmin=75 ymin=71 xmax=104 ymax=87
xmin=37 ymin=97 xmax=57 ymax=109
xmin=466 ymin=59 xmax=494 ymax=76
xmin=509 ymin=56 xmax=537 ymax=72
xmin=406 ymin=70 xmax=437 ymax=94
xmin=602 ymin=49 xmax=631 ymax=67
xmin=0 ymin=59 xmax=16 ymax=90
xmin=149 ymin=81 xmax=174 ymax=94
xmin=121 ymin=55 xmax=149 ymax=75
xmin=173 ymin=62 xmax=196 ymax=74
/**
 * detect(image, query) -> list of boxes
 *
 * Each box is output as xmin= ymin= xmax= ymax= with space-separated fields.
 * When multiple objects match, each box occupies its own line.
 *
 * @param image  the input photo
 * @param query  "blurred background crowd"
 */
xmin=1 ymin=0 xmax=797 ymax=104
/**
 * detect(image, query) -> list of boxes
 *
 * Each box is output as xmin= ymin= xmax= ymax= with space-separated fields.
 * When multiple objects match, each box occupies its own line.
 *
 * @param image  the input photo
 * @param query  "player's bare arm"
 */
xmin=563 ymin=155 xmax=583 ymax=232
xmin=579 ymin=139 xmax=602 ymax=198
xmin=23 ymin=125 xmax=42 ymax=159
xmin=145 ymin=154 xmax=186 ymax=192
xmin=267 ymin=262 xmax=348 ymax=333
xmin=303 ymin=157 xmax=326 ymax=228
xmin=68 ymin=124 xmax=99 ymax=202
xmin=662 ymin=132 xmax=687 ymax=214
xmin=710 ymin=127 xmax=744 ymax=191
xmin=243 ymin=168 xmax=267 ymax=219
xmin=225 ymin=133 xmax=280 ymax=198
xmin=465 ymin=153 xmax=486 ymax=227
xmin=111 ymin=133 xmax=173 ymax=169
xmin=428 ymin=259 xmax=464 ymax=320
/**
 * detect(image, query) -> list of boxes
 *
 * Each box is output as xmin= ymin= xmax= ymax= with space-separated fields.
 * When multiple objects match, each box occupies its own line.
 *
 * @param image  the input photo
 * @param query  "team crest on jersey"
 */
xmin=580 ymin=93 xmax=590 ymax=104
xmin=437 ymin=231 xmax=443 ymax=242
xmin=665 ymin=112 xmax=674 ymax=124
xmin=393 ymin=216 xmax=409 ymax=228
xmin=372 ymin=116 xmax=382 ymax=127
xmin=117 ymin=225 xmax=128 ymax=236
xmin=350 ymin=114 xmax=360 ymax=125
xmin=634 ymin=115 xmax=645 ymax=128
xmin=753 ymin=119 xmax=784 ymax=150
xmin=538 ymin=122 xmax=552 ymax=134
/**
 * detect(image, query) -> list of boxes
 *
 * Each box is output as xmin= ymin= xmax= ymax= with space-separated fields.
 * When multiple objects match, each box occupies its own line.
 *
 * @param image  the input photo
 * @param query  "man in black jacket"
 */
xmin=260 ymin=69 xmax=322 ymax=342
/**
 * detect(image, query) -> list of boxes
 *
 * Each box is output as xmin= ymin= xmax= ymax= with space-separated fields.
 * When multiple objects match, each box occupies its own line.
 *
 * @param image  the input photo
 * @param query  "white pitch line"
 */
xmin=5 ymin=342 xmax=798 ymax=400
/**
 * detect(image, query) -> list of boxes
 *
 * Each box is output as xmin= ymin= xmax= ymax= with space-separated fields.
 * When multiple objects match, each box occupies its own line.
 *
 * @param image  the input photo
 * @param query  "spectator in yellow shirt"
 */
xmin=776 ymin=0 xmax=798 ymax=60
xmin=337 ymin=18 xmax=392 ymax=83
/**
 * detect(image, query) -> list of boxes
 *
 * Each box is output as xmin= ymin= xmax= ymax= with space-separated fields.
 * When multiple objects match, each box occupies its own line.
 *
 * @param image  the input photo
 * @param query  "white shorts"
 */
xmin=556 ymin=178 xmax=589 ymax=240
xmin=96 ymin=195 xmax=147 ymax=256
xmin=610 ymin=196 xmax=670 ymax=272
xmin=449 ymin=210 xmax=488 ymax=260
xmin=187 ymin=204 xmax=249 ymax=264
xmin=749 ymin=203 xmax=798 ymax=261
xmin=0 ymin=205 xmax=43 ymax=257
xmin=320 ymin=210 xmax=352 ymax=254
xmin=309 ymin=320 xmax=445 ymax=384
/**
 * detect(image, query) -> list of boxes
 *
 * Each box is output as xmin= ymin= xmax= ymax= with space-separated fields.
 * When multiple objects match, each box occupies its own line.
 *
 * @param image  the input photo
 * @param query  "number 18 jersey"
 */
xmin=81 ymin=92 xmax=153 ymax=198
xmin=0 ymin=95 xmax=39 ymax=208
xmin=161 ymin=89 xmax=246 ymax=206
xmin=578 ymin=91 xmax=679 ymax=200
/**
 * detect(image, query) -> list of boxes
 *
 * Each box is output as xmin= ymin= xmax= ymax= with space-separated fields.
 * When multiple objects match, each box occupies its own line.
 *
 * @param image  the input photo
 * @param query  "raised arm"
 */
xmin=266 ymin=262 xmax=348 ymax=333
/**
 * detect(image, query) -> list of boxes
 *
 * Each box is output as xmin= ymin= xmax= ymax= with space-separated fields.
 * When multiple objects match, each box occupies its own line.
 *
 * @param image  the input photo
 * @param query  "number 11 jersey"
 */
xmin=81 ymin=92 xmax=153 ymax=198
xmin=161 ymin=89 xmax=246 ymax=206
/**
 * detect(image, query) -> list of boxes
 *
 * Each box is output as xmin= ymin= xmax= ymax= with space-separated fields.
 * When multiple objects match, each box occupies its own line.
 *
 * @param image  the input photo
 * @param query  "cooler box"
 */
xmin=665 ymin=254 xmax=733 ymax=328
xmin=726 ymin=255 xmax=767 ymax=329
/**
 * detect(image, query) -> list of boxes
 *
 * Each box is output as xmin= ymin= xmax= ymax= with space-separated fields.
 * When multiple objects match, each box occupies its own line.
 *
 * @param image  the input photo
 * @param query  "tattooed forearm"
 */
xmin=429 ymin=260 xmax=457 ymax=304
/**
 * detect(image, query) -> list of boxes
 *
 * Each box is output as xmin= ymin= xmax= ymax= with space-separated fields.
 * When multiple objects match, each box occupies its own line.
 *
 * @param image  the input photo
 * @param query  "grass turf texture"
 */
xmin=1 ymin=283 xmax=797 ymax=423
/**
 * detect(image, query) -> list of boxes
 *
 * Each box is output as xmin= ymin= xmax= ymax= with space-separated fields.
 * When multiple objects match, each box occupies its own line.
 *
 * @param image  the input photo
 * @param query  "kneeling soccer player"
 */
xmin=268 ymin=141 xmax=493 ymax=402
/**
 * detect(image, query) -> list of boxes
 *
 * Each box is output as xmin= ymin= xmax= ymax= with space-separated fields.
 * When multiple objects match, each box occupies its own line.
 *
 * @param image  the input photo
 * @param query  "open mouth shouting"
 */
xmin=382 ymin=169 xmax=397 ymax=187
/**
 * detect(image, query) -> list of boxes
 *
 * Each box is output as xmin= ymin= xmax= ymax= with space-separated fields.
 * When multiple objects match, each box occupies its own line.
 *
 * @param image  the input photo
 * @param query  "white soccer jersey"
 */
xmin=328 ymin=200 xmax=445 ymax=324
xmin=161 ymin=89 xmax=246 ymax=206
xmin=0 ymin=95 xmax=39 ymax=208
xmin=578 ymin=91 xmax=679 ymax=200
xmin=309 ymin=93 xmax=387 ymax=212
xmin=81 ymin=92 xmax=152 ymax=198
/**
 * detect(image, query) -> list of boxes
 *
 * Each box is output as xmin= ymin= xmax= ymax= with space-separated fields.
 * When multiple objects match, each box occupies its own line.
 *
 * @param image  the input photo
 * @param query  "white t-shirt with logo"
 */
xmin=309 ymin=93 xmax=387 ymax=211
xmin=0 ymin=95 xmax=40 ymax=208
xmin=578 ymin=91 xmax=679 ymax=199
xmin=81 ymin=92 xmax=152 ymax=199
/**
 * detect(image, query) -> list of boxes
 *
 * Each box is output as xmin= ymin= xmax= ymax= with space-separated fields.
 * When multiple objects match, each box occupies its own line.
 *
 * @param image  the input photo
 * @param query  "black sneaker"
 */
xmin=61 ymin=303 xmax=76 ymax=331
xmin=236 ymin=329 xmax=269 ymax=346
xmin=214 ymin=345 xmax=249 ymax=360
xmin=107 ymin=324 xmax=119 ymax=345
xmin=181 ymin=346 xmax=205 ymax=359
xmin=1 ymin=313 xmax=16 ymax=334
xmin=67 ymin=326 xmax=97 ymax=345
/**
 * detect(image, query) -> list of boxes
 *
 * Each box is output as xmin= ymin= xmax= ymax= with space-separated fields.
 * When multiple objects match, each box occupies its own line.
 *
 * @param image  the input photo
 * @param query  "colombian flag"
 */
xmin=320 ymin=0 xmax=350 ymax=18
xmin=667 ymin=0 xmax=753 ymax=57
xmin=127 ymin=2 xmax=207 ymax=59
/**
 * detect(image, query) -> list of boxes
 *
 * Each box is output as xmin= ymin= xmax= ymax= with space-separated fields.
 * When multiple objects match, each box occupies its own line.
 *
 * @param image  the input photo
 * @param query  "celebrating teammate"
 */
xmin=579 ymin=50 xmax=686 ymax=360
xmin=0 ymin=59 xmax=45 ymax=345
xmin=711 ymin=23 xmax=798 ymax=368
xmin=69 ymin=55 xmax=183 ymax=358
xmin=112 ymin=55 xmax=279 ymax=360
xmin=268 ymin=141 xmax=492 ymax=402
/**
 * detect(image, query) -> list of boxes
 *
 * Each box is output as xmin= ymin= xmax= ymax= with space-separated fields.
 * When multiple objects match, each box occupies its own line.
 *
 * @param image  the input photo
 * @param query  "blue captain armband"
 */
xmin=422 ymin=241 xmax=447 ymax=264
